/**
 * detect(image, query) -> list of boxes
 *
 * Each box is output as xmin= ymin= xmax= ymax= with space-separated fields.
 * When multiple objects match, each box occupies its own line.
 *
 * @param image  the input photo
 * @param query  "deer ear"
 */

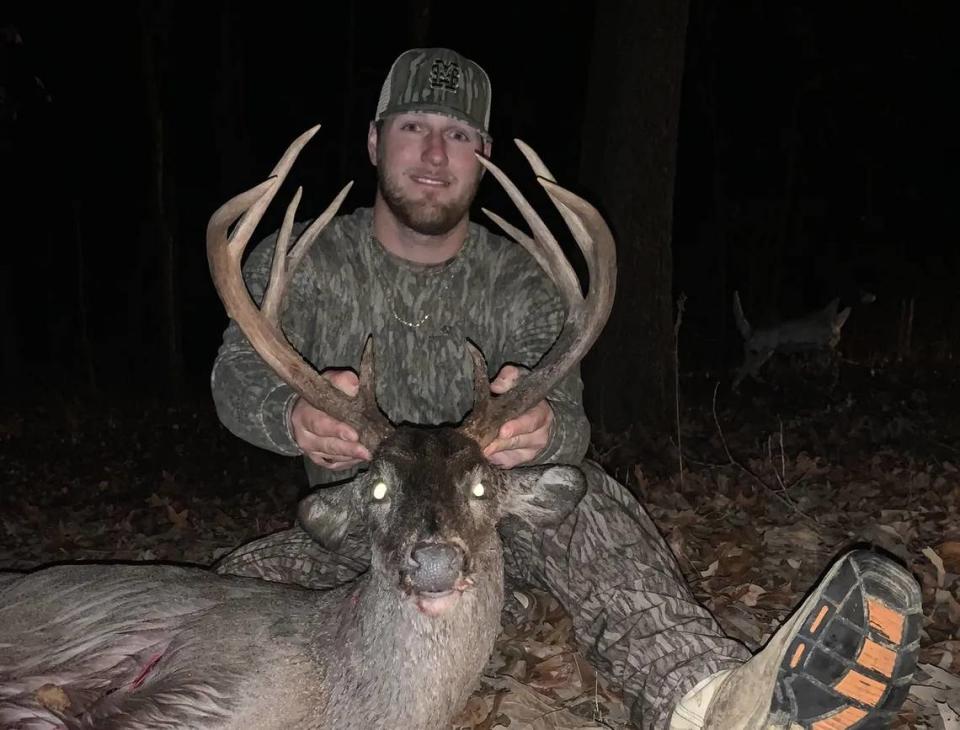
xmin=732 ymin=291 xmax=752 ymax=339
xmin=835 ymin=307 xmax=852 ymax=330
xmin=297 ymin=483 xmax=358 ymax=549
xmin=500 ymin=465 xmax=586 ymax=528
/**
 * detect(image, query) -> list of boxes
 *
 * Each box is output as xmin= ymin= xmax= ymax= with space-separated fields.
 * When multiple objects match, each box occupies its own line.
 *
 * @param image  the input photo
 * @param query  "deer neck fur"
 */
xmin=315 ymin=543 xmax=505 ymax=728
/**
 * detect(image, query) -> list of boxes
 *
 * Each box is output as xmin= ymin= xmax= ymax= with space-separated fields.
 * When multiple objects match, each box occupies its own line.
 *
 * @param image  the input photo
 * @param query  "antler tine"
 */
xmin=461 ymin=143 xmax=617 ymax=449
xmin=287 ymin=182 xmax=354 ymax=286
xmin=514 ymin=139 xmax=600 ymax=273
xmin=475 ymin=154 xmax=582 ymax=309
xmin=538 ymin=179 xmax=611 ymax=314
xmin=207 ymin=125 xmax=393 ymax=452
xmin=226 ymin=125 xmax=321 ymax=262
xmin=479 ymin=207 xmax=555 ymax=288
xmin=539 ymin=179 xmax=616 ymax=338
xmin=513 ymin=138 xmax=557 ymax=183
xmin=261 ymin=185 xmax=303 ymax=325
xmin=262 ymin=181 xmax=354 ymax=324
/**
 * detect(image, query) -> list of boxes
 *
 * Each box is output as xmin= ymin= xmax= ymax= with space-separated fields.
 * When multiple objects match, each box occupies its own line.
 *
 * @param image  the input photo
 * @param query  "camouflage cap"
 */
xmin=375 ymin=48 xmax=492 ymax=140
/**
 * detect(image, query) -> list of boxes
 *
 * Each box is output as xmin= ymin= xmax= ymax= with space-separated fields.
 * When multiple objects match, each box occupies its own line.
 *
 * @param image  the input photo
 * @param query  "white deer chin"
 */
xmin=415 ymin=590 xmax=462 ymax=616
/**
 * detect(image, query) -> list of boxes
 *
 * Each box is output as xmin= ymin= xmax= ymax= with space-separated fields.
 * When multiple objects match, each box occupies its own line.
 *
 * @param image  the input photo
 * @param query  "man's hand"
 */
xmin=482 ymin=364 xmax=554 ymax=468
xmin=289 ymin=369 xmax=372 ymax=471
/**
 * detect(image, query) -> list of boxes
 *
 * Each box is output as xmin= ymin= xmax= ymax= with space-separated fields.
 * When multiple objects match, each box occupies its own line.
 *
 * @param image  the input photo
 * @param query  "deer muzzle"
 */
xmin=404 ymin=542 xmax=472 ymax=616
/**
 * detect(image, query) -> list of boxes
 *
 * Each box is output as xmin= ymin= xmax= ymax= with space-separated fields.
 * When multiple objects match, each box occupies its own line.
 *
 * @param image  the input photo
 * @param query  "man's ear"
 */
xmin=367 ymin=121 xmax=379 ymax=167
xmin=476 ymin=140 xmax=492 ymax=180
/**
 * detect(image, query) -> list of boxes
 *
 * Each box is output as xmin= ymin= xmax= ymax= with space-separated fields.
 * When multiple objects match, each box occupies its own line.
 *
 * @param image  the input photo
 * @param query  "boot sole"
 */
xmin=770 ymin=549 xmax=922 ymax=729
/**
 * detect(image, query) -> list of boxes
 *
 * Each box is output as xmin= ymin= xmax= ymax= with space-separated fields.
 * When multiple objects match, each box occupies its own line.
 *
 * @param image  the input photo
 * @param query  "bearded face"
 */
xmin=376 ymin=156 xmax=482 ymax=236
xmin=373 ymin=114 xmax=487 ymax=237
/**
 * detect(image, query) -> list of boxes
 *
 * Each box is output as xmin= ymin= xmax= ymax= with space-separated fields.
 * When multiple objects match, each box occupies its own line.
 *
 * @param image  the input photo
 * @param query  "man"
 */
xmin=211 ymin=48 xmax=921 ymax=729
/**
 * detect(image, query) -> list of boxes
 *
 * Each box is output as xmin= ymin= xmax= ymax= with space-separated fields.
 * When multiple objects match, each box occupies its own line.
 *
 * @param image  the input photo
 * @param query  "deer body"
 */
xmin=732 ymin=291 xmax=851 ymax=389
xmin=2 ymin=564 xmax=332 ymax=729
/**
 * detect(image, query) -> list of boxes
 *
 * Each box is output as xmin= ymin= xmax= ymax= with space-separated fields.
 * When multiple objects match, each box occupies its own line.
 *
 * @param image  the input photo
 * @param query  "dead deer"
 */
xmin=0 ymin=126 xmax=616 ymax=730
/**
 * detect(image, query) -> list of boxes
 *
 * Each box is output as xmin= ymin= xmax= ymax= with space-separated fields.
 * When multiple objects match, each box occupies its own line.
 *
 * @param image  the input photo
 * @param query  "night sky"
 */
xmin=2 ymin=1 xmax=957 ymax=401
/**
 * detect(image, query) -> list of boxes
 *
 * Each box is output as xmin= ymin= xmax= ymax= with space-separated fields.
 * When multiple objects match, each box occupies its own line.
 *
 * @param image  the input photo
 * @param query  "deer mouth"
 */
xmin=410 ymin=576 xmax=475 ymax=617
xmin=415 ymin=589 xmax=459 ymax=616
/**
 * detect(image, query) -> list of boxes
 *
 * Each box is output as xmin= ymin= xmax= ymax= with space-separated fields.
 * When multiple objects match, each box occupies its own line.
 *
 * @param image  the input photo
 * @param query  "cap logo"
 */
xmin=428 ymin=59 xmax=461 ymax=92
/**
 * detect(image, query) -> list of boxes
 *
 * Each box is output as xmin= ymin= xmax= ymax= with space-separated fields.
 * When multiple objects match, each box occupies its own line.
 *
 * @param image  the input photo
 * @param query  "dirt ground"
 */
xmin=1 ymin=360 xmax=958 ymax=728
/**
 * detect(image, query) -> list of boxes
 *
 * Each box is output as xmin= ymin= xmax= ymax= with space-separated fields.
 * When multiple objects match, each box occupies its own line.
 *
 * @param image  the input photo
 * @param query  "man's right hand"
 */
xmin=289 ymin=369 xmax=372 ymax=470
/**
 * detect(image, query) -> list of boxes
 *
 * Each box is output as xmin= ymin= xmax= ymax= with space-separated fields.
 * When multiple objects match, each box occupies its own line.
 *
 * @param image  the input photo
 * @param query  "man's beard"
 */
xmin=377 ymin=165 xmax=480 ymax=237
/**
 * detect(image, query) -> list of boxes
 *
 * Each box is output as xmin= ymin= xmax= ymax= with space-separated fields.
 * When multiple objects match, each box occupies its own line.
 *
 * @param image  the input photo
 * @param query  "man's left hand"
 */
xmin=482 ymin=364 xmax=554 ymax=468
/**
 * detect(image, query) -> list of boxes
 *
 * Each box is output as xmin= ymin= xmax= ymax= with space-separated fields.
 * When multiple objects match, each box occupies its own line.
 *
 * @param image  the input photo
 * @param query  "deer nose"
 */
xmin=408 ymin=542 xmax=464 ymax=593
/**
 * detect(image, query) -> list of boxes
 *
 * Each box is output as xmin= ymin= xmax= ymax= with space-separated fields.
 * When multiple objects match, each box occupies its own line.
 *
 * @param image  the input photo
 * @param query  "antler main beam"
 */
xmin=460 ymin=141 xmax=617 ymax=448
xmin=206 ymin=125 xmax=393 ymax=451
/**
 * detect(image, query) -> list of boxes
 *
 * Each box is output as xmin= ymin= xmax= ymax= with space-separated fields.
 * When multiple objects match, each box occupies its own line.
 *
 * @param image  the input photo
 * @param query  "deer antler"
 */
xmin=459 ymin=140 xmax=618 ymax=448
xmin=208 ymin=127 xmax=616 ymax=455
xmin=206 ymin=125 xmax=393 ymax=452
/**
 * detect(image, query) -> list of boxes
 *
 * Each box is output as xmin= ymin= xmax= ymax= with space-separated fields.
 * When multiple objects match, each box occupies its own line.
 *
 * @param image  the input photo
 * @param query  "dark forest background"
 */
xmin=1 ymin=0 xmax=957 ymax=434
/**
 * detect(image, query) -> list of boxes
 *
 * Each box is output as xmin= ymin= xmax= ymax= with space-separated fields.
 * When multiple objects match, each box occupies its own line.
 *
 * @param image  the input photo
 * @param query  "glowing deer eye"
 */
xmin=372 ymin=481 xmax=388 ymax=501
xmin=471 ymin=482 xmax=485 ymax=498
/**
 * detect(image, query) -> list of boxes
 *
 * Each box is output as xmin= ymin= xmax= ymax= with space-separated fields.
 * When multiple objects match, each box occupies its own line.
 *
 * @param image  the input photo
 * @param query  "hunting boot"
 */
xmin=670 ymin=549 xmax=922 ymax=729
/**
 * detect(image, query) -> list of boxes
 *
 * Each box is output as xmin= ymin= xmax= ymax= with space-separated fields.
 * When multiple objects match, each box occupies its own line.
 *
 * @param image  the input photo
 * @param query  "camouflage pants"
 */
xmin=215 ymin=460 xmax=750 ymax=729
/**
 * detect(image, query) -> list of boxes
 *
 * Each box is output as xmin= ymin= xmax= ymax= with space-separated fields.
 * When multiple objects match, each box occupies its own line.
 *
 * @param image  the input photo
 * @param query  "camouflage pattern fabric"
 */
xmin=211 ymin=207 xmax=751 ymax=728
xmin=215 ymin=463 xmax=751 ymax=729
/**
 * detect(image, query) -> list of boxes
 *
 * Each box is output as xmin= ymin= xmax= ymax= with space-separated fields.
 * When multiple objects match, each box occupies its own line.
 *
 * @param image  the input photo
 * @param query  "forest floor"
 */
xmin=1 ymin=359 xmax=958 ymax=728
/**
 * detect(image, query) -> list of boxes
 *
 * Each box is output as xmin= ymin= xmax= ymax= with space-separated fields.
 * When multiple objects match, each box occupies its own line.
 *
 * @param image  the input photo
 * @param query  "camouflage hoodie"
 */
xmin=210 ymin=207 xmax=589 ymax=486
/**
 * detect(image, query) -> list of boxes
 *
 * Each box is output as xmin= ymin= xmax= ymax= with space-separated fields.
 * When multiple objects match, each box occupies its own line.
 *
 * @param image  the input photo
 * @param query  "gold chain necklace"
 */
xmin=372 ymin=246 xmax=453 ymax=329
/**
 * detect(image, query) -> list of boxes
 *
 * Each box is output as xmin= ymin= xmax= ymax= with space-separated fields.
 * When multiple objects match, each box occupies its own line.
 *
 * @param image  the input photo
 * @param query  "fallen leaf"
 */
xmin=937 ymin=541 xmax=960 ymax=574
xmin=451 ymin=695 xmax=491 ymax=728
xmin=925 ymin=546 xmax=947 ymax=588
xmin=527 ymin=653 xmax=577 ymax=691
xmin=736 ymin=583 xmax=767 ymax=607
xmin=165 ymin=504 xmax=190 ymax=530
xmin=485 ymin=677 xmax=609 ymax=729
xmin=938 ymin=701 xmax=960 ymax=729
xmin=35 ymin=684 xmax=70 ymax=712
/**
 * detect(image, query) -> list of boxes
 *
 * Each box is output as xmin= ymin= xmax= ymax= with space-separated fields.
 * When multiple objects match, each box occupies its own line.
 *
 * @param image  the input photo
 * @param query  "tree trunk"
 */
xmin=579 ymin=0 xmax=691 ymax=434
xmin=691 ymin=0 xmax=732 ymax=369
xmin=141 ymin=2 xmax=183 ymax=388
